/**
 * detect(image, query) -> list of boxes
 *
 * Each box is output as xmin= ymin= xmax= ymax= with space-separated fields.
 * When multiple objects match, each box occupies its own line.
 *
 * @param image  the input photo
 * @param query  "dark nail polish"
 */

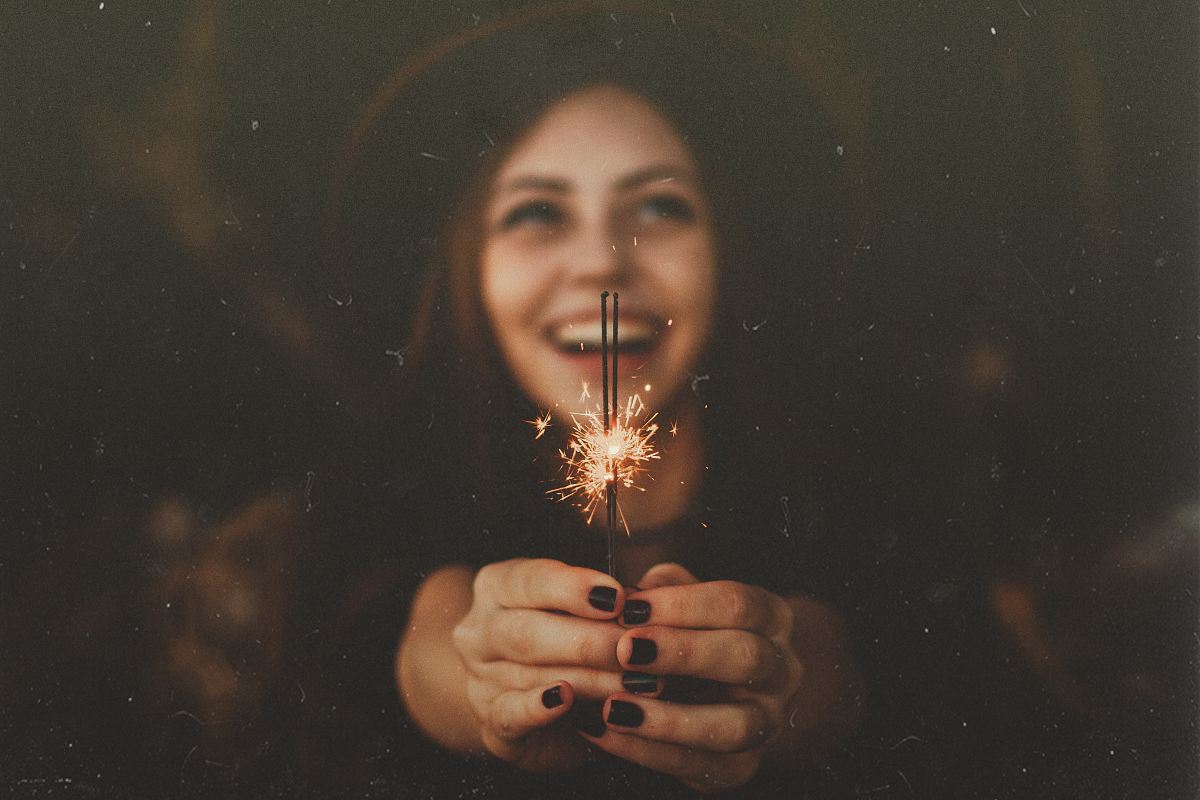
xmin=588 ymin=586 xmax=617 ymax=612
xmin=571 ymin=705 xmax=606 ymax=737
xmin=628 ymin=637 xmax=657 ymax=666
xmin=621 ymin=672 xmax=658 ymax=695
xmin=607 ymin=700 xmax=644 ymax=728
xmin=622 ymin=599 xmax=650 ymax=625
xmin=541 ymin=686 xmax=563 ymax=709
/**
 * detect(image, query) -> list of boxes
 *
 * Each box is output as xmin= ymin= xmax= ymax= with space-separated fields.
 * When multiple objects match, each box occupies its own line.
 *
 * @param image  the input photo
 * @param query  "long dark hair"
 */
xmin=324 ymin=11 xmax=851 ymax=521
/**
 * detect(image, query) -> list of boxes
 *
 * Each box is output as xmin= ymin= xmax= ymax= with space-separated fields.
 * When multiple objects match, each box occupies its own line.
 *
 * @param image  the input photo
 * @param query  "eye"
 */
xmin=500 ymin=200 xmax=564 ymax=231
xmin=637 ymin=194 xmax=696 ymax=224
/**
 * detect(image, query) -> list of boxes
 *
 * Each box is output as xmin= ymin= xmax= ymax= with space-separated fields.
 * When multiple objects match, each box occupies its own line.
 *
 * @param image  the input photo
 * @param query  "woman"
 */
xmin=397 ymin=83 xmax=863 ymax=791
xmin=323 ymin=9 xmax=895 ymax=797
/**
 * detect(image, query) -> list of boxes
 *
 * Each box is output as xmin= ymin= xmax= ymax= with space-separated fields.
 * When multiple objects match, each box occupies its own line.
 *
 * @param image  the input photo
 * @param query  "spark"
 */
xmin=669 ymin=420 xmax=679 ymax=437
xmin=525 ymin=411 xmax=553 ymax=440
xmin=545 ymin=394 xmax=660 ymax=531
xmin=579 ymin=381 xmax=591 ymax=402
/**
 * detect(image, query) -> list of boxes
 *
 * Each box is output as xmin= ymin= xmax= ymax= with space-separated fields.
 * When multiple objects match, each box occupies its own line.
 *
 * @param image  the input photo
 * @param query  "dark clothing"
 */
xmin=272 ymin=439 xmax=974 ymax=799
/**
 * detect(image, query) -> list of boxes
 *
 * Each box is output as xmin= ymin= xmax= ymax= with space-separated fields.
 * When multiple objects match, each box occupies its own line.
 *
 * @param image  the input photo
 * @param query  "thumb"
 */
xmin=637 ymin=562 xmax=700 ymax=589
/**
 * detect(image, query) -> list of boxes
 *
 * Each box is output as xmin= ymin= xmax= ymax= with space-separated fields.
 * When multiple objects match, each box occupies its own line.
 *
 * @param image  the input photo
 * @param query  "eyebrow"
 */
xmin=499 ymin=176 xmax=570 ymax=194
xmin=614 ymin=165 xmax=696 ymax=191
xmin=496 ymin=165 xmax=697 ymax=196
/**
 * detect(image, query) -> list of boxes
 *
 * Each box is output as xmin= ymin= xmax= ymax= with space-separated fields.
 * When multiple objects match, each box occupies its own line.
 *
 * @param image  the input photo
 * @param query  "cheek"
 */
xmin=645 ymin=235 xmax=718 ymax=318
xmin=480 ymin=244 xmax=529 ymax=336
xmin=481 ymin=241 xmax=557 ymax=323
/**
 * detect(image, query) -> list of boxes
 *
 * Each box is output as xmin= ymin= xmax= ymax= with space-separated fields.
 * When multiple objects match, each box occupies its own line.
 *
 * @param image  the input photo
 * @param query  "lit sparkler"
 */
xmin=526 ymin=291 xmax=661 ymax=577
xmin=551 ymin=394 xmax=660 ymax=529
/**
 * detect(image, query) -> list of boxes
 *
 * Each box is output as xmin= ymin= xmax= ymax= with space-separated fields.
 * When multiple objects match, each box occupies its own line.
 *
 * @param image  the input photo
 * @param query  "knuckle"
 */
xmin=732 ymin=636 xmax=759 ymax=679
xmin=473 ymin=563 xmax=501 ymax=598
xmin=722 ymin=583 xmax=756 ymax=630
xmin=726 ymin=709 xmax=761 ymax=752
xmin=731 ymin=583 xmax=776 ymax=632
xmin=757 ymin=637 xmax=783 ymax=681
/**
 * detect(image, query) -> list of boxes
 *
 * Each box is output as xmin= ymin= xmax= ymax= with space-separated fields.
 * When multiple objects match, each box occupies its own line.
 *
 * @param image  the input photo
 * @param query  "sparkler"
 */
xmin=528 ymin=292 xmax=661 ymax=577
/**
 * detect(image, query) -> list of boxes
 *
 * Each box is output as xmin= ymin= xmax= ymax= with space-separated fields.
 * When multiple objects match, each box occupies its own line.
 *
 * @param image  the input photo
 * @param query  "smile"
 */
xmin=547 ymin=317 xmax=661 ymax=355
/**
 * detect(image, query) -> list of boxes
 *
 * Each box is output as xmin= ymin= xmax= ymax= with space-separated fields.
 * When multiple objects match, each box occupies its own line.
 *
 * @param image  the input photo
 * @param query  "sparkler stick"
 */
xmin=600 ymin=292 xmax=610 ymax=434
xmin=606 ymin=292 xmax=619 ymax=577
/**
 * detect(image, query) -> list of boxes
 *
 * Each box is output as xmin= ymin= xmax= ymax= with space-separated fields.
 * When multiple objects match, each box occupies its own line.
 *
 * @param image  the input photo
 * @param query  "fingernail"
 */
xmin=571 ymin=704 xmax=606 ymax=737
xmin=621 ymin=672 xmax=658 ymax=694
xmin=607 ymin=700 xmax=644 ymax=728
xmin=622 ymin=599 xmax=650 ymax=625
xmin=628 ymin=637 xmax=656 ymax=666
xmin=588 ymin=586 xmax=617 ymax=612
xmin=541 ymin=686 xmax=563 ymax=709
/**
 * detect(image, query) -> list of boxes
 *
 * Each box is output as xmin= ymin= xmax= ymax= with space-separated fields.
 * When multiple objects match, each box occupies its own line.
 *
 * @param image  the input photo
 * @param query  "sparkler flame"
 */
xmin=531 ymin=394 xmax=660 ymax=532
xmin=525 ymin=411 xmax=553 ymax=440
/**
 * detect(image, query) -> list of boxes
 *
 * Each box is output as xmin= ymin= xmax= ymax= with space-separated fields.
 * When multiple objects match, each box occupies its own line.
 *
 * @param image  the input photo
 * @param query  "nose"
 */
xmin=562 ymin=213 xmax=631 ymax=286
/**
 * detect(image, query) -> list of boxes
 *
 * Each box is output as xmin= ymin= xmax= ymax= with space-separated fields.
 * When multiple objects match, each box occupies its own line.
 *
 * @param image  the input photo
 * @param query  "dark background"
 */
xmin=1 ymin=2 xmax=1196 ymax=797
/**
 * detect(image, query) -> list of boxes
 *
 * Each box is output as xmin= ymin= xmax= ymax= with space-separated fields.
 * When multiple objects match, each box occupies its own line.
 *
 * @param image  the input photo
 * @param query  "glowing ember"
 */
xmin=545 ymin=394 xmax=660 ymax=530
xmin=525 ymin=411 xmax=553 ymax=440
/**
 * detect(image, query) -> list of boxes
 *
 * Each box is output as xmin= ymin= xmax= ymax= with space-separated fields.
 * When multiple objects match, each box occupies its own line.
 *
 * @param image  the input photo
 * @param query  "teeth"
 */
xmin=553 ymin=319 xmax=656 ymax=349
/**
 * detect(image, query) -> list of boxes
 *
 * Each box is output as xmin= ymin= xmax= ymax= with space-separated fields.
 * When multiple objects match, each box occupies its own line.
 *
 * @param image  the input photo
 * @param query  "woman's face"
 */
xmin=480 ymin=84 xmax=717 ymax=420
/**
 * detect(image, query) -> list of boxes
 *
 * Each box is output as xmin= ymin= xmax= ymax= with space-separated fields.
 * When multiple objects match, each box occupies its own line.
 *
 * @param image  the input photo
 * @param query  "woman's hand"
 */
xmin=575 ymin=563 xmax=862 ymax=792
xmin=449 ymin=558 xmax=632 ymax=772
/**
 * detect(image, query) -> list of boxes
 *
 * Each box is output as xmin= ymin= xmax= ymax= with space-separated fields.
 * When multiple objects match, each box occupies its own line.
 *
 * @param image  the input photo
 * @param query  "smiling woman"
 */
xmin=479 ymin=85 xmax=716 ymax=532
xmin=369 ymin=13 xmax=869 ymax=796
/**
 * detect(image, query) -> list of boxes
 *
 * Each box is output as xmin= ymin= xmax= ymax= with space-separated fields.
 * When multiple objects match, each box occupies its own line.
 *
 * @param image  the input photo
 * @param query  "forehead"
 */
xmin=495 ymin=85 xmax=696 ymax=183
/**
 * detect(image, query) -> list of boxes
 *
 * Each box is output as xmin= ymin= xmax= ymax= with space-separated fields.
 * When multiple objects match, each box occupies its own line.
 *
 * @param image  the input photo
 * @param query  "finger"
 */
xmin=616 ymin=627 xmax=784 ymax=685
xmin=486 ymin=608 xmax=623 ymax=669
xmin=577 ymin=726 xmax=760 ymax=790
xmin=476 ymin=558 xmax=623 ymax=619
xmin=636 ymin=562 xmax=700 ymax=590
xmin=473 ymin=660 xmax=652 ymax=700
xmin=602 ymin=695 xmax=771 ymax=753
xmin=485 ymin=681 xmax=576 ymax=744
xmin=624 ymin=581 xmax=791 ymax=635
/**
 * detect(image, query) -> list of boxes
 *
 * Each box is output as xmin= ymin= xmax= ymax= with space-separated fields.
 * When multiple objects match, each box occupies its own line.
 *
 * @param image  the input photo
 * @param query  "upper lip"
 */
xmin=542 ymin=308 xmax=665 ymax=350
xmin=543 ymin=302 xmax=664 ymax=329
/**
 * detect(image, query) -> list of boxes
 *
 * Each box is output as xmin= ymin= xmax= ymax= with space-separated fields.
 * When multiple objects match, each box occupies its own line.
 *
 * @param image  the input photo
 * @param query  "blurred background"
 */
xmin=1 ymin=2 xmax=1195 ymax=797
